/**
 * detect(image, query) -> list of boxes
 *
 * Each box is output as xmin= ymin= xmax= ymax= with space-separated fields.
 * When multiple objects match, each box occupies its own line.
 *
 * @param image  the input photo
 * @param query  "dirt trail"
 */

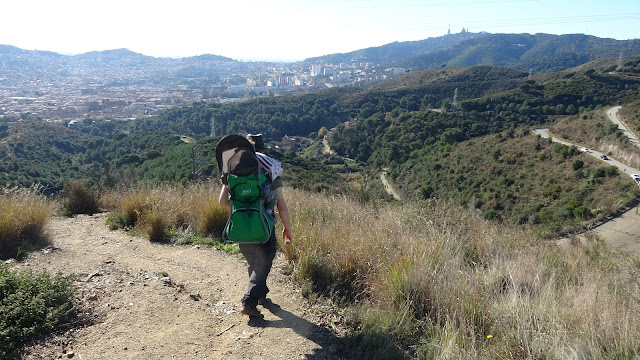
xmin=379 ymin=170 xmax=401 ymax=201
xmin=13 ymin=213 xmax=343 ymax=360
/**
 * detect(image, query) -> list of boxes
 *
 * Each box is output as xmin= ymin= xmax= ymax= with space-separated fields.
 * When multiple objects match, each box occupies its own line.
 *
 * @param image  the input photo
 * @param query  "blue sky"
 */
xmin=1 ymin=0 xmax=639 ymax=61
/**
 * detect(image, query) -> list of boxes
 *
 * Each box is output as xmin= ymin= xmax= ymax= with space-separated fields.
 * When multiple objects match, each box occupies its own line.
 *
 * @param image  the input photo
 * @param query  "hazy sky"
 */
xmin=1 ymin=0 xmax=639 ymax=61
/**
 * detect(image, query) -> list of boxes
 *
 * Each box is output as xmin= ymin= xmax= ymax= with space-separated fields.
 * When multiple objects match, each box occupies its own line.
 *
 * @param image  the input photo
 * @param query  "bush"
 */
xmin=419 ymin=185 xmax=434 ymax=199
xmin=120 ymin=194 xmax=149 ymax=227
xmin=0 ymin=186 xmax=54 ymax=259
xmin=0 ymin=265 xmax=75 ymax=358
xmin=146 ymin=211 xmax=167 ymax=242
xmin=105 ymin=211 xmax=128 ymax=230
xmin=483 ymin=209 xmax=500 ymax=220
xmin=102 ymin=183 xmax=228 ymax=244
xmin=62 ymin=180 xmax=101 ymax=216
xmin=197 ymin=201 xmax=228 ymax=237
xmin=573 ymin=206 xmax=592 ymax=219
xmin=572 ymin=160 xmax=584 ymax=170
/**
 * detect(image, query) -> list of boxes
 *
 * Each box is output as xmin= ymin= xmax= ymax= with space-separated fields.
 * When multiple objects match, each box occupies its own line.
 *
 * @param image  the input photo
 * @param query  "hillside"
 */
xmin=392 ymin=33 xmax=640 ymax=72
xmin=0 ymin=122 xmax=202 ymax=193
xmin=303 ymin=31 xmax=478 ymax=64
xmin=303 ymin=32 xmax=640 ymax=73
xmin=340 ymin=65 xmax=527 ymax=111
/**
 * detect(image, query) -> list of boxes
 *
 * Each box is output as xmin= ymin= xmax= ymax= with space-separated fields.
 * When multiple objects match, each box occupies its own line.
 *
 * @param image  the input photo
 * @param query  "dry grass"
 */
xmin=101 ymin=182 xmax=228 ymax=240
xmin=0 ymin=186 xmax=55 ymax=259
xmin=61 ymin=180 xmax=101 ymax=217
xmin=97 ymin=183 xmax=640 ymax=358
xmin=284 ymin=188 xmax=640 ymax=359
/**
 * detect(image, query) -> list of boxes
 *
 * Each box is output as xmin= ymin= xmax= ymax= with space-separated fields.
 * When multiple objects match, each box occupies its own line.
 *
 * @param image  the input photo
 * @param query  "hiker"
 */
xmin=218 ymin=133 xmax=293 ymax=317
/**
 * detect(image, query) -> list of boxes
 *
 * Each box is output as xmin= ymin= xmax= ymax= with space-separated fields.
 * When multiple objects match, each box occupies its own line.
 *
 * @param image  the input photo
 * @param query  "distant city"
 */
xmin=0 ymin=47 xmax=409 ymax=125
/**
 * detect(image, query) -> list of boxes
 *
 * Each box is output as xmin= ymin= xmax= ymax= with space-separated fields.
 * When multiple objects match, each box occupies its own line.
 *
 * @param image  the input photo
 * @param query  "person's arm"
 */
xmin=275 ymin=187 xmax=293 ymax=245
xmin=219 ymin=185 xmax=230 ymax=208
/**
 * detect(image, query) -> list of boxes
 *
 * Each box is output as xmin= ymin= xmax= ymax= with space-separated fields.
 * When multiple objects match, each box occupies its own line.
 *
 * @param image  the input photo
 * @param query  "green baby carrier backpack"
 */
xmin=216 ymin=135 xmax=274 ymax=244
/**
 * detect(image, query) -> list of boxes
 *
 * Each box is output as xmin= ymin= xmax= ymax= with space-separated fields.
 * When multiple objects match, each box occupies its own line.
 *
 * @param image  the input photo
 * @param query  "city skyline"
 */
xmin=1 ymin=0 xmax=639 ymax=62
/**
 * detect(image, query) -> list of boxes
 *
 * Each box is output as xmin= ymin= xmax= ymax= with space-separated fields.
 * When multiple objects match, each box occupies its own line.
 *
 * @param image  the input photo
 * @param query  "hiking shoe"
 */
xmin=257 ymin=297 xmax=270 ymax=306
xmin=241 ymin=303 xmax=262 ymax=317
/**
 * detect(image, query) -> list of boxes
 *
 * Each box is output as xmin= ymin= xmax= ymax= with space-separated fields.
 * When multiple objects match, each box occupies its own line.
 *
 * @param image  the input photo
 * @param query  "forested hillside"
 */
xmin=306 ymin=31 xmax=640 ymax=73
xmin=304 ymin=30 xmax=477 ymax=64
xmin=327 ymin=55 xmax=640 ymax=233
xmin=330 ymin=56 xmax=640 ymax=165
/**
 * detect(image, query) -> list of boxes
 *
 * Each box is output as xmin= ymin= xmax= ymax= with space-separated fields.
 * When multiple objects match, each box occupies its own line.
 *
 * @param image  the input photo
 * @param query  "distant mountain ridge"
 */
xmin=304 ymin=31 xmax=478 ymax=64
xmin=0 ymin=45 xmax=232 ymax=61
xmin=3 ymin=32 xmax=640 ymax=78
xmin=305 ymin=32 xmax=640 ymax=73
xmin=0 ymin=45 xmax=245 ymax=86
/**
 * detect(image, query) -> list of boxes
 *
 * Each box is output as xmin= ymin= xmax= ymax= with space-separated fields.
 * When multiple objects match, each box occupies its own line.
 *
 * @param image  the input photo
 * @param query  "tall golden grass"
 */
xmin=283 ymin=188 xmax=640 ymax=359
xmin=0 ymin=186 xmax=54 ymax=259
xmin=100 ymin=182 xmax=640 ymax=358
xmin=101 ymin=183 xmax=228 ymax=239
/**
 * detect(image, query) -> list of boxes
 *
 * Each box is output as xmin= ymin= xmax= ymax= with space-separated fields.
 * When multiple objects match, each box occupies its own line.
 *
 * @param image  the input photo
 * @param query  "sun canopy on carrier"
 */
xmin=215 ymin=135 xmax=258 ymax=183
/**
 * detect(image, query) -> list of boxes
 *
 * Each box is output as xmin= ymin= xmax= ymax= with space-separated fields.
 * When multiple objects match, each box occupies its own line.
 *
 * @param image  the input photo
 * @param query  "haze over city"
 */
xmin=1 ymin=0 xmax=639 ymax=61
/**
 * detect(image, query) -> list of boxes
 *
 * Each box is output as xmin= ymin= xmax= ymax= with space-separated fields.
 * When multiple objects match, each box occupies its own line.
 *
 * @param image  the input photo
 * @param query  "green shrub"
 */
xmin=572 ymin=160 xmax=584 ymax=170
xmin=483 ymin=209 xmax=500 ymax=220
xmin=573 ymin=206 xmax=592 ymax=219
xmin=105 ymin=211 xmax=128 ymax=230
xmin=62 ymin=180 xmax=101 ymax=216
xmin=0 ymin=265 xmax=75 ymax=358
xmin=419 ymin=185 xmax=434 ymax=199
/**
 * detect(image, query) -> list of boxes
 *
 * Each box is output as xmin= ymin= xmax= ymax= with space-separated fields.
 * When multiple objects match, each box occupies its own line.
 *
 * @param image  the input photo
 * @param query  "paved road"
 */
xmin=533 ymin=126 xmax=640 ymax=254
xmin=607 ymin=106 xmax=640 ymax=148
xmin=532 ymin=128 xmax=640 ymax=181
xmin=592 ymin=208 xmax=640 ymax=254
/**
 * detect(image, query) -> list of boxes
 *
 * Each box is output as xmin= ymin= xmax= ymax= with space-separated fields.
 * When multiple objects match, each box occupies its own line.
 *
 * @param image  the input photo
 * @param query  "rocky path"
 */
xmin=14 ymin=213 xmax=343 ymax=360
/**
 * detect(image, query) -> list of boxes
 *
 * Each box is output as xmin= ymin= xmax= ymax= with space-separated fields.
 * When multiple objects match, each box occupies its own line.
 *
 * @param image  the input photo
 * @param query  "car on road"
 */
xmin=600 ymin=155 xmax=608 ymax=160
xmin=632 ymin=174 xmax=640 ymax=182
xmin=581 ymin=147 xmax=591 ymax=153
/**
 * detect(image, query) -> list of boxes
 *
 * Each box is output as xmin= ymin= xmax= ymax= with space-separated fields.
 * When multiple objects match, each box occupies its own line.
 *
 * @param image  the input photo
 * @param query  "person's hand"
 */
xmin=282 ymin=228 xmax=293 ymax=245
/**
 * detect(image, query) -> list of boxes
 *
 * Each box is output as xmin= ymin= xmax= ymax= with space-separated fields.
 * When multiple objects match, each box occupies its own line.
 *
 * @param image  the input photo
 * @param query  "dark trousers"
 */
xmin=238 ymin=232 xmax=277 ymax=307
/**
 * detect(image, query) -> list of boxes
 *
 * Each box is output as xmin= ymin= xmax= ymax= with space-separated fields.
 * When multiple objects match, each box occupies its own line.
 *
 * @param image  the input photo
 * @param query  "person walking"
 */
xmin=218 ymin=133 xmax=293 ymax=317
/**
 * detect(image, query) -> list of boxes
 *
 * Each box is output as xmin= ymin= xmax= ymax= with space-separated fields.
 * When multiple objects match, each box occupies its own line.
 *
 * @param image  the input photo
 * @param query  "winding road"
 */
xmin=533 ymin=106 xmax=640 ymax=254
xmin=532 ymin=127 xmax=640 ymax=179
xmin=607 ymin=106 xmax=640 ymax=148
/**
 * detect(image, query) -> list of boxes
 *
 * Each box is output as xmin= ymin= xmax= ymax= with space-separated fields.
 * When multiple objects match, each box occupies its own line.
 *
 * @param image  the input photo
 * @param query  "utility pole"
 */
xmin=452 ymin=87 xmax=458 ymax=108
xmin=210 ymin=116 xmax=216 ymax=137
xmin=617 ymin=50 xmax=624 ymax=71
xmin=192 ymin=143 xmax=204 ymax=180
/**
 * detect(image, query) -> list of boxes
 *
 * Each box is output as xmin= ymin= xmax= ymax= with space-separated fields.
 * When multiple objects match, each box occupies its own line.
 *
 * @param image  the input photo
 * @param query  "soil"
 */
xmin=11 ymin=213 xmax=348 ymax=360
